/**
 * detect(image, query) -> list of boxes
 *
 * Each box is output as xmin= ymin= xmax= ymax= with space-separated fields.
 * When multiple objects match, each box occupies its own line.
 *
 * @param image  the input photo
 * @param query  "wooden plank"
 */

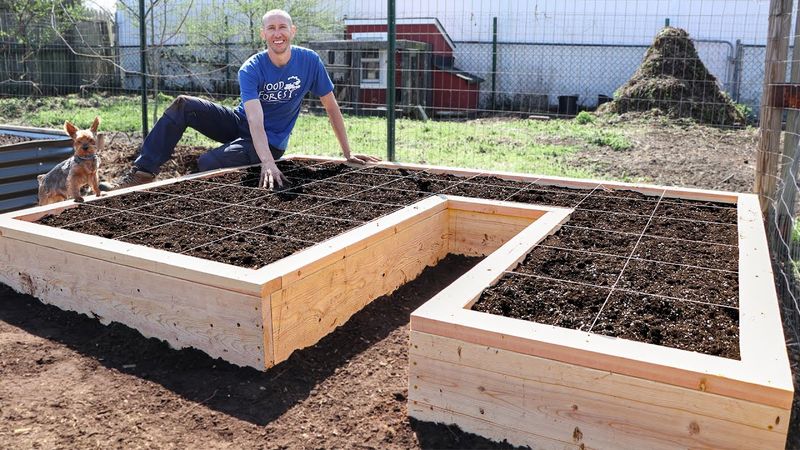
xmin=269 ymin=258 xmax=346 ymax=364
xmin=413 ymin=307 xmax=793 ymax=409
xmin=0 ymin=218 xmax=262 ymax=296
xmin=409 ymin=401 xmax=579 ymax=450
xmin=736 ymin=195 xmax=793 ymax=388
xmin=270 ymin=210 xmax=450 ymax=364
xmin=755 ymin=0 xmax=794 ymax=211
xmin=449 ymin=210 xmax=534 ymax=257
xmin=0 ymin=236 xmax=265 ymax=369
xmin=445 ymin=195 xmax=550 ymax=218
xmin=409 ymin=332 xmax=789 ymax=450
xmin=346 ymin=210 xmax=449 ymax=310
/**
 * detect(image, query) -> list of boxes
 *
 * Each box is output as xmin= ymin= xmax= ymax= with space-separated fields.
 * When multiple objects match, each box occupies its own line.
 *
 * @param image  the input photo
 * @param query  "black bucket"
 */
xmin=557 ymin=95 xmax=579 ymax=116
xmin=597 ymin=94 xmax=612 ymax=106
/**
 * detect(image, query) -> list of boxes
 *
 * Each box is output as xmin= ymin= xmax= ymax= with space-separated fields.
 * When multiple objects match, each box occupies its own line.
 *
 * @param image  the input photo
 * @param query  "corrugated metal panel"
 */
xmin=0 ymin=125 xmax=73 ymax=213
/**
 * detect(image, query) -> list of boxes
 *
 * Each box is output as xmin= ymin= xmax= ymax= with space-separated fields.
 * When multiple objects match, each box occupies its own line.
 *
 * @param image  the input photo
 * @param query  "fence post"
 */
xmin=491 ymin=17 xmax=498 ymax=111
xmin=139 ymin=0 xmax=149 ymax=138
xmin=732 ymin=39 xmax=743 ymax=102
xmin=755 ymin=0 xmax=793 ymax=213
xmin=773 ymin=8 xmax=800 ymax=252
xmin=224 ymin=16 xmax=232 ymax=94
xmin=387 ymin=0 xmax=396 ymax=161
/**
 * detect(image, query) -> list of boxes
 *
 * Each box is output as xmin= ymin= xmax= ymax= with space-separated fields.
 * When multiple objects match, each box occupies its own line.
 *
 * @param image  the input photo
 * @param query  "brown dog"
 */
xmin=38 ymin=117 xmax=103 ymax=205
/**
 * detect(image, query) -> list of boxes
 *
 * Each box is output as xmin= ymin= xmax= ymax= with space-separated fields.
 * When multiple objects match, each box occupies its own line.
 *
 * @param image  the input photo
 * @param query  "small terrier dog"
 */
xmin=38 ymin=116 xmax=103 ymax=205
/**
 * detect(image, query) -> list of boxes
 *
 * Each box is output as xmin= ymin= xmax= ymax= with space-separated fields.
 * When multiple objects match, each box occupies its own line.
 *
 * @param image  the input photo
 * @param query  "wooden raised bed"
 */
xmin=0 ymin=159 xmax=565 ymax=369
xmin=408 ymin=179 xmax=793 ymax=449
xmin=0 ymin=157 xmax=792 ymax=448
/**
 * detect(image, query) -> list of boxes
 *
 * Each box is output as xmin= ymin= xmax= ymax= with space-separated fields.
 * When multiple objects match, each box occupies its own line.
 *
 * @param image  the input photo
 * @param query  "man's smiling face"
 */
xmin=261 ymin=13 xmax=296 ymax=55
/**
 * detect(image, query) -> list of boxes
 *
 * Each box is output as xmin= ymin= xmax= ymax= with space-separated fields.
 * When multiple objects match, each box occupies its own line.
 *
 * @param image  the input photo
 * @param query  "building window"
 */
xmin=360 ymin=50 xmax=386 ymax=88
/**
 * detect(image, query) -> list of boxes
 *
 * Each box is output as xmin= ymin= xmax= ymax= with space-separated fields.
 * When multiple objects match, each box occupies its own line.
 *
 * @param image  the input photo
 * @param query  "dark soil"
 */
xmin=593 ymin=291 xmax=740 ymax=358
xmin=469 ymin=184 xmax=741 ymax=359
xmin=184 ymin=233 xmax=311 ymax=269
xmin=618 ymin=259 xmax=738 ymax=307
xmin=474 ymin=273 xmax=609 ymax=330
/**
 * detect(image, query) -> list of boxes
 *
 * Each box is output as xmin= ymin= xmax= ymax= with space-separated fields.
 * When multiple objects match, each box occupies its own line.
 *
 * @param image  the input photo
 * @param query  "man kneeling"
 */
xmin=103 ymin=8 xmax=378 ymax=191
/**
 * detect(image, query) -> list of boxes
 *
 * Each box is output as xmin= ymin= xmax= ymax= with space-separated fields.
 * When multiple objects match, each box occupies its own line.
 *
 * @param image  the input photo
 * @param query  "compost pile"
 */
xmin=598 ymin=27 xmax=744 ymax=126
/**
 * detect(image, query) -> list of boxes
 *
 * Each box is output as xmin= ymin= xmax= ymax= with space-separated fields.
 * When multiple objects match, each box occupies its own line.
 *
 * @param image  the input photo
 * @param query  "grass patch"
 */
xmin=0 ymin=94 xmax=629 ymax=180
xmin=587 ymin=130 xmax=632 ymax=151
xmin=574 ymin=111 xmax=595 ymax=125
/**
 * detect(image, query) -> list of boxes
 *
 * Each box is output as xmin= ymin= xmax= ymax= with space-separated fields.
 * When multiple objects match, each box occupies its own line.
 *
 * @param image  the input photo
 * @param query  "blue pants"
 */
xmin=133 ymin=95 xmax=284 ymax=175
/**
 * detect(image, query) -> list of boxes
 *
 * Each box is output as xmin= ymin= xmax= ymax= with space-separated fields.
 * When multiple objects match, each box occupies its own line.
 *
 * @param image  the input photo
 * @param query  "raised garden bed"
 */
xmin=0 ymin=157 xmax=792 ymax=448
xmin=409 ymin=181 xmax=792 ymax=449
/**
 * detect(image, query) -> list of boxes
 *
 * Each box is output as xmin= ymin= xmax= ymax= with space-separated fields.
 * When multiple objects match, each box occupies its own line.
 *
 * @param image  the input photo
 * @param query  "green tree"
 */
xmin=0 ymin=0 xmax=89 ymax=93
xmin=184 ymin=0 xmax=341 ymax=54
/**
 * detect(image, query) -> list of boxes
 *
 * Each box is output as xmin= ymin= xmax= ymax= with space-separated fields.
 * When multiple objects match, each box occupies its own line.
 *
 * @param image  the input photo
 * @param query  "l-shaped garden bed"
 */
xmin=0 ymin=156 xmax=792 ymax=449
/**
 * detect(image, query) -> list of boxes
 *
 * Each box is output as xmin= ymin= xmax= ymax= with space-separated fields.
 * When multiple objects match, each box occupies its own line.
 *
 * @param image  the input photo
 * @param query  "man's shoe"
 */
xmin=99 ymin=167 xmax=156 ymax=191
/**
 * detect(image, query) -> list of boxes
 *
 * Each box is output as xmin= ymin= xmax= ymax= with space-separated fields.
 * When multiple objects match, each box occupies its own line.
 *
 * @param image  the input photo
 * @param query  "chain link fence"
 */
xmin=1 ymin=1 xmax=799 ymax=446
xmin=0 ymin=3 xmax=771 ymax=124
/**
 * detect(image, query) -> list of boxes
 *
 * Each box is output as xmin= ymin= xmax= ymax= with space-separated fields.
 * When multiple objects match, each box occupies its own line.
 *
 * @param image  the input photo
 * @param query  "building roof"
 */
xmin=432 ymin=55 xmax=484 ymax=84
xmin=343 ymin=17 xmax=456 ymax=51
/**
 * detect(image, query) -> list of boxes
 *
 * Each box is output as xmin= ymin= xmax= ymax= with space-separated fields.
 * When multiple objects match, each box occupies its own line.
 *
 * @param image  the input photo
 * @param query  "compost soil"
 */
xmin=597 ymin=27 xmax=744 ymax=126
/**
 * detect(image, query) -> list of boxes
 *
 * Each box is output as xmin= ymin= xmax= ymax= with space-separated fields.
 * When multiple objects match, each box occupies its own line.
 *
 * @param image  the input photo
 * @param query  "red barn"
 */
xmin=344 ymin=18 xmax=483 ymax=114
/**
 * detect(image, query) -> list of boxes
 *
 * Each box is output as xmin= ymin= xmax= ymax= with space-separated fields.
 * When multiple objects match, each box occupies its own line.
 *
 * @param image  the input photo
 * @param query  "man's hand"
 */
xmin=259 ymin=162 xmax=289 ymax=190
xmin=346 ymin=153 xmax=382 ymax=165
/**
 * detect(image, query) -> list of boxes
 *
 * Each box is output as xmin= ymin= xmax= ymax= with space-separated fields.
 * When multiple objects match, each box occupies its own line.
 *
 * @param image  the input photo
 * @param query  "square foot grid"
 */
xmin=471 ymin=202 xmax=740 ymax=358
xmin=30 ymin=164 xmax=739 ymax=289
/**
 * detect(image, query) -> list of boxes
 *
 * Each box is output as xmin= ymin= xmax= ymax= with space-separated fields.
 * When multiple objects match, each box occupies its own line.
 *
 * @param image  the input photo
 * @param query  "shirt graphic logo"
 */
xmin=259 ymin=76 xmax=302 ymax=103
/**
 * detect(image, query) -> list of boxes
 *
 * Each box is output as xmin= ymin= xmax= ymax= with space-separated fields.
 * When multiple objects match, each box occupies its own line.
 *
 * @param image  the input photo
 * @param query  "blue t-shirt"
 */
xmin=236 ymin=46 xmax=334 ymax=150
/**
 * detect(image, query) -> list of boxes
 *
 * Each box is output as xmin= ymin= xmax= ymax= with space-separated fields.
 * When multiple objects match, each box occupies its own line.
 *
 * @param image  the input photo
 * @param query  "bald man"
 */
xmin=103 ymin=9 xmax=378 ymax=191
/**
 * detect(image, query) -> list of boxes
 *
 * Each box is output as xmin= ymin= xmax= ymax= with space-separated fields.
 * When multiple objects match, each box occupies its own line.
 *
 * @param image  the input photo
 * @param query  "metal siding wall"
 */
xmin=0 ymin=128 xmax=74 ymax=213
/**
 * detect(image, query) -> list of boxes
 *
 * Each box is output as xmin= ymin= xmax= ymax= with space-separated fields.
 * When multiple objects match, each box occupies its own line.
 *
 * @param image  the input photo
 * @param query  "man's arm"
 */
xmin=243 ymin=99 xmax=288 ymax=188
xmin=319 ymin=92 xmax=380 ymax=164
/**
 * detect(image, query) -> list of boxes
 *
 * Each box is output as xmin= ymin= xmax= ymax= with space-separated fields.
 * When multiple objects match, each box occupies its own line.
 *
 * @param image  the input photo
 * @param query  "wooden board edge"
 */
xmin=0 ymin=219 xmax=262 ymax=296
xmin=408 ymin=331 xmax=791 ymax=448
xmin=444 ymin=195 xmax=558 ymax=218
xmin=411 ymin=311 xmax=793 ymax=410
xmin=408 ymin=400 xmax=579 ymax=450
xmin=736 ymin=194 xmax=794 ymax=392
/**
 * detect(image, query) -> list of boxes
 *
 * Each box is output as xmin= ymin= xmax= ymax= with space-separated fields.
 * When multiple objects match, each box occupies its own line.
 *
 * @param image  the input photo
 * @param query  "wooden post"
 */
xmin=754 ymin=0 xmax=793 ymax=213
xmin=775 ymin=10 xmax=800 ymax=244
xmin=351 ymin=51 xmax=361 ymax=115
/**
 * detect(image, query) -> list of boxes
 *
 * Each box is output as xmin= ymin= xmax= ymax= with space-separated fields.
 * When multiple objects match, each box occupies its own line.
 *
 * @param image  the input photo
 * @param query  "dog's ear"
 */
xmin=64 ymin=121 xmax=78 ymax=139
xmin=90 ymin=116 xmax=101 ymax=134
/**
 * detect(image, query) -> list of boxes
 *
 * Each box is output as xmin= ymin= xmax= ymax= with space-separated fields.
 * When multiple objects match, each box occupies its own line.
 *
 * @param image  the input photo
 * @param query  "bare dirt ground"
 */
xmin=2 ymin=256 xmax=525 ymax=449
xmin=566 ymin=114 xmax=759 ymax=193
xmin=3 ymin=118 xmax=797 ymax=450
